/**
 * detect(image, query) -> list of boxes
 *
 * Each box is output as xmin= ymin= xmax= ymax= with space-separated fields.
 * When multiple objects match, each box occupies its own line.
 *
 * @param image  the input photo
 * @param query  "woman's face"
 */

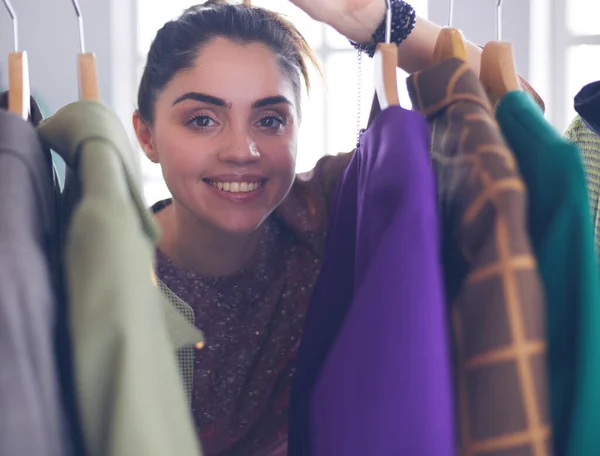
xmin=135 ymin=38 xmax=299 ymax=235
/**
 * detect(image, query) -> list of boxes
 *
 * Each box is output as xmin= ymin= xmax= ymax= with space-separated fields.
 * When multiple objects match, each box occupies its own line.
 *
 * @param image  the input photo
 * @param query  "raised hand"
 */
xmin=287 ymin=0 xmax=386 ymax=43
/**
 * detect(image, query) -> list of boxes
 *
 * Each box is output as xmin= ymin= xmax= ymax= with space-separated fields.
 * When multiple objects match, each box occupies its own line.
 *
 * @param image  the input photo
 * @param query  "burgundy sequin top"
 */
xmin=153 ymin=153 xmax=352 ymax=456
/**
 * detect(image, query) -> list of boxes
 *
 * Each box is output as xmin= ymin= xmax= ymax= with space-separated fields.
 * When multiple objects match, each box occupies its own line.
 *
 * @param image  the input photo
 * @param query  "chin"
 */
xmin=212 ymin=214 xmax=270 ymax=236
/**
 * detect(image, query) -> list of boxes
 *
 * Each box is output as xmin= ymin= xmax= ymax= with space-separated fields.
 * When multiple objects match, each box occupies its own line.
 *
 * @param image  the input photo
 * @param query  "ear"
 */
xmin=133 ymin=110 xmax=159 ymax=163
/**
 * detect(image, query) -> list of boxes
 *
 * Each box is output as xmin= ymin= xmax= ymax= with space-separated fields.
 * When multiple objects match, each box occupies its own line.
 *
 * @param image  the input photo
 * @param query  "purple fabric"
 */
xmin=288 ymin=141 xmax=358 ymax=455
xmin=291 ymin=106 xmax=455 ymax=455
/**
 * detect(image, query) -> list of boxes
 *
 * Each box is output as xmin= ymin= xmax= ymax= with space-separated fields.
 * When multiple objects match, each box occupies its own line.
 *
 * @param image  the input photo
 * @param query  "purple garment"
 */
xmin=288 ymin=134 xmax=359 ymax=455
xmin=290 ymin=106 xmax=455 ymax=455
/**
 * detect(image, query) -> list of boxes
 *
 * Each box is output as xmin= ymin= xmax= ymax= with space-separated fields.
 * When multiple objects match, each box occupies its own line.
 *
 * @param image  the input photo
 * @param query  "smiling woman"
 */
xmin=132 ymin=3 xmax=352 ymax=455
xmin=133 ymin=25 xmax=310 ymax=272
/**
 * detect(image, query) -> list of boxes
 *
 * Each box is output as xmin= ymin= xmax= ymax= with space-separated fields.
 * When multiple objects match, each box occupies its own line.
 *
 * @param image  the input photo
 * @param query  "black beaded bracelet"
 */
xmin=350 ymin=0 xmax=416 ymax=58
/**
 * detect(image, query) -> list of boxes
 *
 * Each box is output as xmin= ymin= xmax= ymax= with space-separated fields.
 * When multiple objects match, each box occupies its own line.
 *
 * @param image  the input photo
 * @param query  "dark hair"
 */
xmin=137 ymin=0 xmax=320 ymax=124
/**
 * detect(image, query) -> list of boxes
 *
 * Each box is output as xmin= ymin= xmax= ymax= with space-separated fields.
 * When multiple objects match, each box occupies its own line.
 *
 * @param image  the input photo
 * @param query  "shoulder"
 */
xmin=275 ymin=151 xmax=353 ymax=257
xmin=565 ymin=115 xmax=600 ymax=148
xmin=564 ymin=115 xmax=587 ymax=142
xmin=563 ymin=116 xmax=600 ymax=171
xmin=149 ymin=199 xmax=176 ymax=251
xmin=150 ymin=199 xmax=173 ymax=227
xmin=295 ymin=152 xmax=354 ymax=199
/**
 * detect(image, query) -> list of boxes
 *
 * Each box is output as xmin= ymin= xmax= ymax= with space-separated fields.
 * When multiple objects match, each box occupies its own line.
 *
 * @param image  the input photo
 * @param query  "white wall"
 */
xmin=428 ymin=0 xmax=532 ymax=80
xmin=0 ymin=0 xmax=138 ymax=146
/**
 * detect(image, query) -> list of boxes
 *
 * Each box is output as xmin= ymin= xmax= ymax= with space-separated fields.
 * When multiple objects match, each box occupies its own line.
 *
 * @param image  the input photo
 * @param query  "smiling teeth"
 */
xmin=209 ymin=181 xmax=262 ymax=193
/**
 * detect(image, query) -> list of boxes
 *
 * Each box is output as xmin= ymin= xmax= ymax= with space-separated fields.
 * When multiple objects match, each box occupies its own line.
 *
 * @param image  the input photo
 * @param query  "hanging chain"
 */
xmin=356 ymin=49 xmax=363 ymax=147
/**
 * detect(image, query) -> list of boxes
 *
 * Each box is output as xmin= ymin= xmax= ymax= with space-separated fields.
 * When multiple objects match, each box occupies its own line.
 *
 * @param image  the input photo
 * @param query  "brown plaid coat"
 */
xmin=407 ymin=58 xmax=552 ymax=456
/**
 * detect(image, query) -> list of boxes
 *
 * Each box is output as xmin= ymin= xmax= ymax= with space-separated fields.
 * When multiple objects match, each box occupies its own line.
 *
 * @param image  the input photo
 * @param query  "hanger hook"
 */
xmin=384 ymin=0 xmax=392 ymax=44
xmin=448 ymin=0 xmax=454 ymax=27
xmin=496 ymin=0 xmax=503 ymax=41
xmin=70 ymin=0 xmax=86 ymax=53
xmin=1 ymin=0 xmax=18 ymax=52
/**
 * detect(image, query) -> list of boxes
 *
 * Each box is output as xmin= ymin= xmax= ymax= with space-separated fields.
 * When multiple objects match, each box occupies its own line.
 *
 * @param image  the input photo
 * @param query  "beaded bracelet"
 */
xmin=350 ymin=0 xmax=416 ymax=58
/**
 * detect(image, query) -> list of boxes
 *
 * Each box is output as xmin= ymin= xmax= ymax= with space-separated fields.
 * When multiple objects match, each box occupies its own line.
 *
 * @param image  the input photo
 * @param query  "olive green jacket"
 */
xmin=38 ymin=101 xmax=204 ymax=456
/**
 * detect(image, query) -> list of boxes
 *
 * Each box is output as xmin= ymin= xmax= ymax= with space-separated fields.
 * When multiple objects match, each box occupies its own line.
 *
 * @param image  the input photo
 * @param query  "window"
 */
xmin=566 ymin=0 xmax=599 ymax=37
xmin=550 ymin=0 xmax=600 ymax=132
xmin=566 ymin=45 xmax=600 ymax=124
xmin=136 ymin=0 xmax=428 ymax=204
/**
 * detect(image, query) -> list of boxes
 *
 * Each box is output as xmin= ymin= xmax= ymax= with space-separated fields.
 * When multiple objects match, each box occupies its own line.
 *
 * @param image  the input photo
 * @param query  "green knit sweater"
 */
xmin=564 ymin=115 xmax=600 ymax=254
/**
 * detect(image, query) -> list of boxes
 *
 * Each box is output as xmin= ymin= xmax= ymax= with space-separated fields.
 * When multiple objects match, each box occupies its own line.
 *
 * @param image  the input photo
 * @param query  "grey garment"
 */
xmin=37 ymin=100 xmax=204 ymax=456
xmin=0 ymin=110 xmax=70 ymax=456
xmin=0 ymin=91 xmax=45 ymax=125
xmin=0 ymin=91 xmax=65 ymax=190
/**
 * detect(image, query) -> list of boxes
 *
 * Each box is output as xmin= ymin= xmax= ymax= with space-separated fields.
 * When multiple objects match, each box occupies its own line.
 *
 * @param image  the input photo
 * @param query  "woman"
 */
xmin=132 ymin=1 xmax=533 ymax=454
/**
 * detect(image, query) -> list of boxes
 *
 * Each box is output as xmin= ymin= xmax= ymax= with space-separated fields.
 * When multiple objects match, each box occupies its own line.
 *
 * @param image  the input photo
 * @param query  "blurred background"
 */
xmin=1 ymin=0 xmax=598 ymax=203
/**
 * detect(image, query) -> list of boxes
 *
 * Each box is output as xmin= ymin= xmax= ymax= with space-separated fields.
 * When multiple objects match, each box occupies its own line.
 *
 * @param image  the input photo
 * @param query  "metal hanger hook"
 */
xmin=384 ymin=0 xmax=392 ymax=44
xmin=71 ymin=0 xmax=86 ymax=53
xmin=496 ymin=0 xmax=503 ymax=41
xmin=448 ymin=0 xmax=454 ymax=27
xmin=1 ymin=0 xmax=19 ymax=52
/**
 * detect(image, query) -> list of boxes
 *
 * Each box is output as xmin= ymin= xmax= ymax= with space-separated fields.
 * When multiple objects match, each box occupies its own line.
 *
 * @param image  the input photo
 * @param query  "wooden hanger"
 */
xmin=373 ymin=43 xmax=400 ymax=110
xmin=432 ymin=27 xmax=468 ymax=64
xmin=480 ymin=42 xmax=519 ymax=106
xmin=3 ymin=0 xmax=30 ymax=119
xmin=77 ymin=53 xmax=100 ymax=101
xmin=366 ymin=44 xmax=399 ymax=127
xmin=8 ymin=51 xmax=30 ymax=119
xmin=366 ymin=0 xmax=400 ymax=127
xmin=432 ymin=0 xmax=467 ymax=64
xmin=71 ymin=0 xmax=100 ymax=100
xmin=242 ymin=0 xmax=251 ymax=5
xmin=479 ymin=1 xmax=520 ymax=106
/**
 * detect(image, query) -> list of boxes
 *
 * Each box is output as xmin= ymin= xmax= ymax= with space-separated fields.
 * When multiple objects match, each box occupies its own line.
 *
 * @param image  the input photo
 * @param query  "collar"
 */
xmin=0 ymin=91 xmax=45 ymax=126
xmin=407 ymin=57 xmax=491 ymax=119
xmin=0 ymin=110 xmax=55 ymax=236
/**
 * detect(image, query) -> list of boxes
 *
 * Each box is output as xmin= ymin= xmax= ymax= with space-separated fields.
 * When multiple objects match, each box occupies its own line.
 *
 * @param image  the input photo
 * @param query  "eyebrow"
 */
xmin=172 ymin=92 xmax=230 ymax=107
xmin=172 ymin=92 xmax=292 ymax=109
xmin=252 ymin=96 xmax=292 ymax=109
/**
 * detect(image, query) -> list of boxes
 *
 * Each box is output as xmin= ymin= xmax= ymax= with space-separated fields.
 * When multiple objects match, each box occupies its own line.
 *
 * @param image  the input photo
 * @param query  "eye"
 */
xmin=256 ymin=115 xmax=286 ymax=130
xmin=185 ymin=114 xmax=218 ymax=129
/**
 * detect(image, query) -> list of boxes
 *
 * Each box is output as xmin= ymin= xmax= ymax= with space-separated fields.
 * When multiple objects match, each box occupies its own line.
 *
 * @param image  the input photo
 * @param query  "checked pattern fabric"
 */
xmin=407 ymin=58 xmax=552 ymax=456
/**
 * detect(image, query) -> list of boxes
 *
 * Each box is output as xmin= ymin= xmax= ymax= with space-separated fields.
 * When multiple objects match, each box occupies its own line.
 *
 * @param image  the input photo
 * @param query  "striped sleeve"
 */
xmin=564 ymin=115 xmax=600 ymax=255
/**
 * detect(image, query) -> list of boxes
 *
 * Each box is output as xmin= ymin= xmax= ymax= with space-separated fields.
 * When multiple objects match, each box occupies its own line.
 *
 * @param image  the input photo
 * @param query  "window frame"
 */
xmin=550 ymin=0 xmax=600 ymax=131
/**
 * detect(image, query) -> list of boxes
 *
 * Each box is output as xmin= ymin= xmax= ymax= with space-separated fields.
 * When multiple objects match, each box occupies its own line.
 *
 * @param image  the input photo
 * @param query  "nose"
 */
xmin=217 ymin=126 xmax=260 ymax=165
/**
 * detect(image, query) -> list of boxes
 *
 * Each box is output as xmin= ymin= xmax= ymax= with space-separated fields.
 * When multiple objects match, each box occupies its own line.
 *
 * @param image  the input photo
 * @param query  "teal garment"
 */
xmin=496 ymin=91 xmax=600 ymax=456
xmin=37 ymin=101 xmax=204 ymax=456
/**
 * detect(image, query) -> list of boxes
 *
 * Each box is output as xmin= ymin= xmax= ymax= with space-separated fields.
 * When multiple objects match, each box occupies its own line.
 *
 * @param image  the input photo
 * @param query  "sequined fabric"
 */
xmin=152 ymin=151 xmax=352 ymax=456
